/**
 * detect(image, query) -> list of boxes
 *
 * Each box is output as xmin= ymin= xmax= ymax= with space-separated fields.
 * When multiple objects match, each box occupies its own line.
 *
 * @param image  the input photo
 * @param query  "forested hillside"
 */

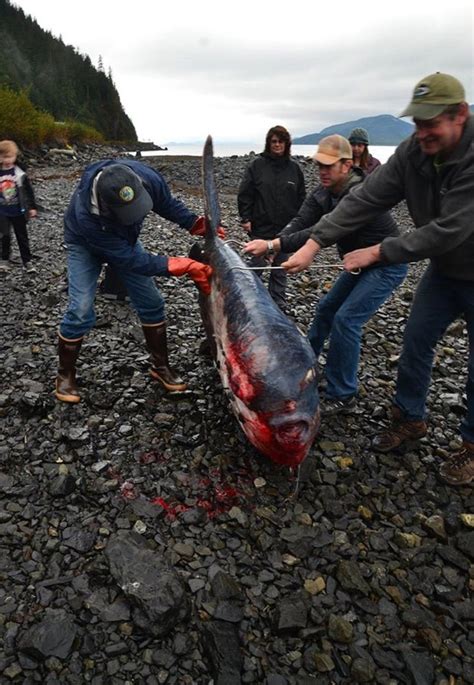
xmin=0 ymin=0 xmax=137 ymax=142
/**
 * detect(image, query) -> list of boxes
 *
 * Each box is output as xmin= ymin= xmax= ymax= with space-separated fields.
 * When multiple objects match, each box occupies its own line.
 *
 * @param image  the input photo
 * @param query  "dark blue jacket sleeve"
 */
xmin=74 ymin=223 xmax=172 ymax=276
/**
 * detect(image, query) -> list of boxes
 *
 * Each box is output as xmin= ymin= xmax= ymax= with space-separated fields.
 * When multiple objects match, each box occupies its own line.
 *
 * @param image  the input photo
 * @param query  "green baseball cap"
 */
xmin=400 ymin=72 xmax=465 ymax=120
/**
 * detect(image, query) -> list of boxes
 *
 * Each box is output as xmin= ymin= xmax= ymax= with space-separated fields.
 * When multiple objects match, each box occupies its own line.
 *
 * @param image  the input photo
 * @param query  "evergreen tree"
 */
xmin=0 ymin=0 xmax=137 ymax=142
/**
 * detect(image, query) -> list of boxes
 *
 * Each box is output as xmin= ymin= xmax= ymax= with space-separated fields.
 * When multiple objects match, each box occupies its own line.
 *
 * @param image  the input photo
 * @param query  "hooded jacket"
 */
xmin=238 ymin=153 xmax=305 ymax=239
xmin=64 ymin=159 xmax=198 ymax=277
xmin=363 ymin=154 xmax=381 ymax=176
xmin=279 ymin=167 xmax=399 ymax=257
xmin=310 ymin=116 xmax=474 ymax=280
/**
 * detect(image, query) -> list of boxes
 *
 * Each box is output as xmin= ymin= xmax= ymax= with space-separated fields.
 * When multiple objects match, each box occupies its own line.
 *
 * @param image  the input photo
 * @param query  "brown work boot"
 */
xmin=372 ymin=405 xmax=427 ymax=452
xmin=142 ymin=322 xmax=187 ymax=392
xmin=439 ymin=442 xmax=474 ymax=486
xmin=55 ymin=334 xmax=83 ymax=403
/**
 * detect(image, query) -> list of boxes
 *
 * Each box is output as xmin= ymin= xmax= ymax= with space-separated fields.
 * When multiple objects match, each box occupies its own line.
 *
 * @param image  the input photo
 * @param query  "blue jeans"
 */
xmin=395 ymin=266 xmax=474 ymax=443
xmin=308 ymin=264 xmax=408 ymax=399
xmin=60 ymin=242 xmax=165 ymax=339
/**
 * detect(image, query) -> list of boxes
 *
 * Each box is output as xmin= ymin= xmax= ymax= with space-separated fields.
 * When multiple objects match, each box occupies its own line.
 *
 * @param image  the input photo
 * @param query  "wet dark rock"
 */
xmin=436 ymin=544 xmax=471 ymax=571
xmin=17 ymin=609 xmax=78 ymax=660
xmin=105 ymin=531 xmax=189 ymax=636
xmin=62 ymin=525 xmax=97 ymax=553
xmin=351 ymin=656 xmax=376 ymax=682
xmin=48 ymin=473 xmax=76 ymax=497
xmin=273 ymin=594 xmax=308 ymax=634
xmin=264 ymin=675 xmax=288 ymax=685
xmin=456 ymin=531 xmax=474 ymax=559
xmin=402 ymin=649 xmax=435 ymax=685
xmin=336 ymin=560 xmax=370 ymax=595
xmin=201 ymin=620 xmax=242 ymax=685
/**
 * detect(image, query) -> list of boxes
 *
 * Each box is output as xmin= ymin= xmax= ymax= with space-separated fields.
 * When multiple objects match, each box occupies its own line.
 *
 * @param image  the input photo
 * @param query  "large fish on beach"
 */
xmin=193 ymin=136 xmax=320 ymax=466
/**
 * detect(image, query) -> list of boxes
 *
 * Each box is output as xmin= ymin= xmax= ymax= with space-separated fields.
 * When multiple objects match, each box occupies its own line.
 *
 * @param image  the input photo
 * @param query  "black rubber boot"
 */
xmin=142 ymin=322 xmax=187 ymax=392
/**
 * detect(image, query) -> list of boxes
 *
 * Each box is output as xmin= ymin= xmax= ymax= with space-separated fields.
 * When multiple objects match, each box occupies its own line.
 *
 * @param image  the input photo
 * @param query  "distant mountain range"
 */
xmin=294 ymin=108 xmax=474 ymax=146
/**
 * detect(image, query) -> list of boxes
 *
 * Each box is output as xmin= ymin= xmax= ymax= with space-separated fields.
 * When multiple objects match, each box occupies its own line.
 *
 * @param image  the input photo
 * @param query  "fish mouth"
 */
xmin=274 ymin=419 xmax=311 ymax=447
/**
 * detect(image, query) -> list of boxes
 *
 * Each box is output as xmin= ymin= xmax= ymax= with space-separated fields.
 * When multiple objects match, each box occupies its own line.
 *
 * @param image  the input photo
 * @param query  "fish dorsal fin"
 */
xmin=202 ymin=135 xmax=221 ymax=237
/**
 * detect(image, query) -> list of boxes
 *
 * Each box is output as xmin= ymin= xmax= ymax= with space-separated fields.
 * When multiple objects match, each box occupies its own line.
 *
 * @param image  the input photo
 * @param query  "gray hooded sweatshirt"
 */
xmin=309 ymin=115 xmax=474 ymax=281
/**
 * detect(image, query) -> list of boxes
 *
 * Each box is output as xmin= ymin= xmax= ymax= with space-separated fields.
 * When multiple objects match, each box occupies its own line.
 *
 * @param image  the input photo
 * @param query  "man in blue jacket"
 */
xmin=56 ymin=160 xmax=215 ymax=403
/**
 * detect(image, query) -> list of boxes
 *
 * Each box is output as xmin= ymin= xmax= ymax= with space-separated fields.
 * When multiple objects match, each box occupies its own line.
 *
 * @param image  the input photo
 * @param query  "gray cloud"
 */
xmin=11 ymin=0 xmax=474 ymax=140
xmin=114 ymin=10 xmax=472 ymax=136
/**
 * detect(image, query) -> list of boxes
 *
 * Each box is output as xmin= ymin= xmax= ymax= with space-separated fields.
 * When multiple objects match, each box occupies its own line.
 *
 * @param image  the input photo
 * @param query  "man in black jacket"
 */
xmin=244 ymin=134 xmax=407 ymax=415
xmin=238 ymin=126 xmax=305 ymax=310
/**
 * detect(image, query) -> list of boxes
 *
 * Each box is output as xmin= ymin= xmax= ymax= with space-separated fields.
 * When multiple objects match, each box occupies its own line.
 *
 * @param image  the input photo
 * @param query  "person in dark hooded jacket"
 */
xmin=237 ymin=125 xmax=305 ymax=310
xmin=244 ymin=135 xmax=407 ymax=415
xmin=56 ymin=159 xmax=216 ymax=404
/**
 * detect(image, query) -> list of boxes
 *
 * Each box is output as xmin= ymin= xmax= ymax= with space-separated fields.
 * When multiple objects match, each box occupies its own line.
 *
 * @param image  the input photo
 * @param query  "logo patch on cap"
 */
xmin=119 ymin=185 xmax=135 ymax=202
xmin=414 ymin=85 xmax=430 ymax=98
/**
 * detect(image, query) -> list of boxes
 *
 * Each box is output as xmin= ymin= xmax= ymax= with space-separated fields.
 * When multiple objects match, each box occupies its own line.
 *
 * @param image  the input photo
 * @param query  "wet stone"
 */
xmin=48 ymin=474 xmax=76 ymax=497
xmin=201 ymin=620 xmax=241 ymax=685
xmin=273 ymin=594 xmax=308 ymax=634
xmin=17 ymin=609 xmax=77 ymax=660
xmin=336 ymin=560 xmax=370 ymax=596
xmin=105 ymin=531 xmax=189 ymax=636
xmin=402 ymin=650 xmax=435 ymax=685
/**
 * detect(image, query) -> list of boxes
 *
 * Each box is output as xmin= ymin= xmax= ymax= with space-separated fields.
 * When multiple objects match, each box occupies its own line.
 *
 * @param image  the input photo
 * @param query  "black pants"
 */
xmin=0 ymin=214 xmax=32 ymax=264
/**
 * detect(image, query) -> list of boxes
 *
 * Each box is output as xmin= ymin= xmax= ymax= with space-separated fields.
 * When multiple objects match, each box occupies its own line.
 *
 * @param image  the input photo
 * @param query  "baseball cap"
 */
xmin=400 ymin=72 xmax=465 ymax=120
xmin=96 ymin=164 xmax=153 ymax=225
xmin=313 ymin=135 xmax=353 ymax=165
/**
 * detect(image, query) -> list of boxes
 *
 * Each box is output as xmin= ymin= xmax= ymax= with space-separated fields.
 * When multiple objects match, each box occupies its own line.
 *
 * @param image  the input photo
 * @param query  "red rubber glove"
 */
xmin=168 ymin=257 xmax=213 ymax=295
xmin=190 ymin=216 xmax=226 ymax=239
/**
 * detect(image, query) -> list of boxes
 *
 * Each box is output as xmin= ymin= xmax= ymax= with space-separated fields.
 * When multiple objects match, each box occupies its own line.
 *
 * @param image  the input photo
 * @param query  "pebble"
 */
xmin=0 ymin=147 xmax=471 ymax=684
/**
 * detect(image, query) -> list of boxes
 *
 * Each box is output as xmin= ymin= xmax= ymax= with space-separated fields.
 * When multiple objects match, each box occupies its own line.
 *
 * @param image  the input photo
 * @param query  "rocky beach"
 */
xmin=0 ymin=146 xmax=473 ymax=685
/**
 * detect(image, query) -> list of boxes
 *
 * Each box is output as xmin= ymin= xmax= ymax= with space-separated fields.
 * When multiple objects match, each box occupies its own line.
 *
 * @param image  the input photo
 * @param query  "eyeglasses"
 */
xmin=270 ymin=139 xmax=284 ymax=145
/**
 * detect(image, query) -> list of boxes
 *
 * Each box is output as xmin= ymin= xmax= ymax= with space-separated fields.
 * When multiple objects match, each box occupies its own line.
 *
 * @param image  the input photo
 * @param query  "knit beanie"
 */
xmin=348 ymin=128 xmax=369 ymax=145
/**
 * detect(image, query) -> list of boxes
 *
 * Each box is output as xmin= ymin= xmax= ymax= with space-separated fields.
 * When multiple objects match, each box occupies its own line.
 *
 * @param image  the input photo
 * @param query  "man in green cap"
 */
xmin=281 ymin=72 xmax=474 ymax=486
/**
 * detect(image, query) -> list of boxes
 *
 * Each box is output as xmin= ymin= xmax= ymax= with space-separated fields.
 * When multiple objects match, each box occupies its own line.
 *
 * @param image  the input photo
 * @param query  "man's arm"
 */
xmin=309 ymin=149 xmax=406 ymax=247
xmin=343 ymin=244 xmax=382 ymax=271
xmin=243 ymin=191 xmax=324 ymax=257
xmin=278 ymin=192 xmax=325 ymax=252
xmin=281 ymin=239 xmax=321 ymax=273
xmin=380 ymin=169 xmax=474 ymax=263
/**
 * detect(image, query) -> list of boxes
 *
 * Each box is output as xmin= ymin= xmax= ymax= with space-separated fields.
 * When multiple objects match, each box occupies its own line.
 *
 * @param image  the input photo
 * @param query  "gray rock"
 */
xmin=17 ymin=610 xmax=77 ymax=660
xmin=105 ymin=531 xmax=189 ymax=636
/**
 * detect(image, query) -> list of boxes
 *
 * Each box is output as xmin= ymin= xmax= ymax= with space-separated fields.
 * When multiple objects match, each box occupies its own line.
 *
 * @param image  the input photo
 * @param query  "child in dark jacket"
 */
xmin=0 ymin=139 xmax=38 ymax=272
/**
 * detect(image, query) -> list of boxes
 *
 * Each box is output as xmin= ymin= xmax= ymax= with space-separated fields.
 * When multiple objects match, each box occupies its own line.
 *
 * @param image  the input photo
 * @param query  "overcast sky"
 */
xmin=11 ymin=0 xmax=474 ymax=144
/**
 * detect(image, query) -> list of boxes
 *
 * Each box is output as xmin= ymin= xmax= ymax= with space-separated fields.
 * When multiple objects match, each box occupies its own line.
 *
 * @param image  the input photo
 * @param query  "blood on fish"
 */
xmin=225 ymin=341 xmax=259 ymax=403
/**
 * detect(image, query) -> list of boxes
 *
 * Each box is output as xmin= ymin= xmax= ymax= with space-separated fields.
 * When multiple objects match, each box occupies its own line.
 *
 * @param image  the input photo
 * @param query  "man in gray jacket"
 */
xmin=283 ymin=72 xmax=473 ymax=486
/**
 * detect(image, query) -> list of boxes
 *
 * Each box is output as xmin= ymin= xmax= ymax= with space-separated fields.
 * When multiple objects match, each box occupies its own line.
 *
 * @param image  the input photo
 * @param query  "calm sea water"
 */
xmin=137 ymin=143 xmax=396 ymax=163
